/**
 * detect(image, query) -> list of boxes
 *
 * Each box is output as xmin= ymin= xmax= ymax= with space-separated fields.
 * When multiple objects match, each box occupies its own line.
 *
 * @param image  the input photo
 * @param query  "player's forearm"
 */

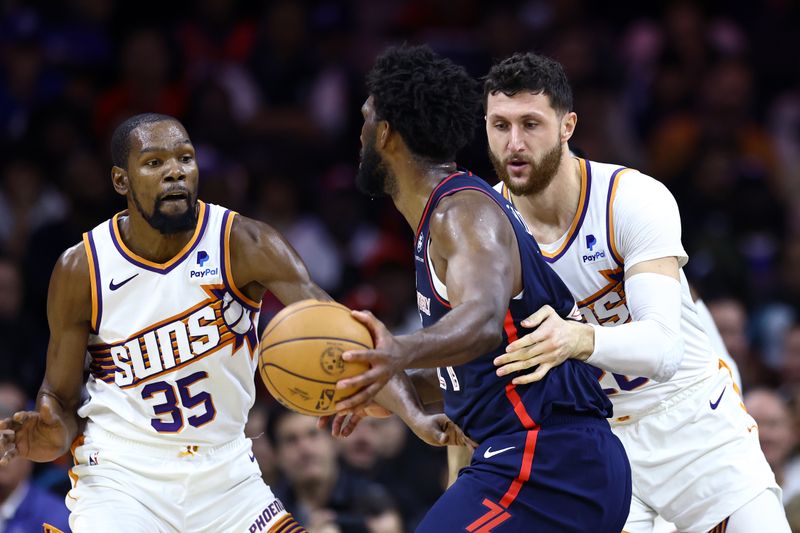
xmin=374 ymin=373 xmax=426 ymax=427
xmin=586 ymin=273 xmax=684 ymax=382
xmin=396 ymin=301 xmax=504 ymax=369
xmin=407 ymin=368 xmax=443 ymax=405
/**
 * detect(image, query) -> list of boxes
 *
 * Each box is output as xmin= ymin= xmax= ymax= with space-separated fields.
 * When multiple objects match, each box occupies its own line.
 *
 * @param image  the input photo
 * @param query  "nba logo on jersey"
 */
xmin=88 ymin=451 xmax=99 ymax=466
xmin=416 ymin=234 xmax=424 ymax=253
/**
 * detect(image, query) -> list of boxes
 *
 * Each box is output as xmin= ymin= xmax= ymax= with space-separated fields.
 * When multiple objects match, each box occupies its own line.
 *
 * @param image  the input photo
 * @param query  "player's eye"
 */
xmin=180 ymin=155 xmax=193 ymax=163
xmin=146 ymin=159 xmax=161 ymax=167
xmin=494 ymin=122 xmax=508 ymax=131
xmin=525 ymin=121 xmax=538 ymax=129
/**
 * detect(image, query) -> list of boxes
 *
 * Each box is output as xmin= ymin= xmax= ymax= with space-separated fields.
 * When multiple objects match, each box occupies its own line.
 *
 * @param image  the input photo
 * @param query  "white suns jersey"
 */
xmin=496 ymin=158 xmax=718 ymax=419
xmin=78 ymin=201 xmax=261 ymax=446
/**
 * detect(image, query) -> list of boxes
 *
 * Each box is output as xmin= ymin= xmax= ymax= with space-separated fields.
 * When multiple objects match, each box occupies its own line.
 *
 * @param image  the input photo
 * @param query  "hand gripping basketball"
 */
xmin=258 ymin=300 xmax=373 ymax=416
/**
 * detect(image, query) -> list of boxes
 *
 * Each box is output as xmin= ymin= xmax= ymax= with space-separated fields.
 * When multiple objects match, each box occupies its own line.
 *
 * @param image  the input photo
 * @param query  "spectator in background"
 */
xmin=0 ymin=381 xmax=70 ymax=533
xmin=780 ymin=325 xmax=800 ymax=398
xmin=245 ymin=400 xmax=280 ymax=488
xmin=744 ymin=389 xmax=800 ymax=505
xmin=0 ymin=157 xmax=68 ymax=260
xmin=267 ymin=406 xmax=398 ymax=533
xmin=92 ymin=28 xmax=187 ymax=139
xmin=707 ymin=296 xmax=776 ymax=390
xmin=336 ymin=415 xmax=445 ymax=530
xmin=0 ymin=257 xmax=46 ymax=398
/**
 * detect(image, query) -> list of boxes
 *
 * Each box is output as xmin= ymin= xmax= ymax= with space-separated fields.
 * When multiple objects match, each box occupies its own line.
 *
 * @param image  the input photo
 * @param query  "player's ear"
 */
xmin=376 ymin=120 xmax=391 ymax=149
xmin=561 ymin=112 xmax=577 ymax=143
xmin=111 ymin=166 xmax=129 ymax=196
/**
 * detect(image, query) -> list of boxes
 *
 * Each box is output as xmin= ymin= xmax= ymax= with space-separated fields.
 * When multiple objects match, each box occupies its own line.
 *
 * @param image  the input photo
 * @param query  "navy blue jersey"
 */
xmin=414 ymin=171 xmax=613 ymax=443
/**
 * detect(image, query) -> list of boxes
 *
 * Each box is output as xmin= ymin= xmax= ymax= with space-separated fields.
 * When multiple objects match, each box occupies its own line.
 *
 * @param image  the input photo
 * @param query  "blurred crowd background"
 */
xmin=1 ymin=0 xmax=800 ymax=531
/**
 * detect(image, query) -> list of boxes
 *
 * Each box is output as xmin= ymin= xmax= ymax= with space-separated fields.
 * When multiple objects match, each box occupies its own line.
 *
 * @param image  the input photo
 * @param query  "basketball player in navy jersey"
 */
xmin=335 ymin=45 xmax=631 ymax=532
xmin=0 ymin=113 xmax=464 ymax=533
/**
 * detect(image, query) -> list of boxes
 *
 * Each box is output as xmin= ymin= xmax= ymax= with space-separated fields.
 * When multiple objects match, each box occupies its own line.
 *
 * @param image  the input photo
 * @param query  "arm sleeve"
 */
xmin=585 ymin=272 xmax=684 ymax=383
xmin=613 ymin=171 xmax=688 ymax=271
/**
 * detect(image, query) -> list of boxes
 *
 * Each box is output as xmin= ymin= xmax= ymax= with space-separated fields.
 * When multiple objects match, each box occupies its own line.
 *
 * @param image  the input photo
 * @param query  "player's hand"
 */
xmin=493 ymin=305 xmax=594 ymax=385
xmin=0 ymin=396 xmax=70 ymax=465
xmin=335 ymin=310 xmax=405 ymax=413
xmin=409 ymin=413 xmax=478 ymax=449
xmin=318 ymin=403 xmax=393 ymax=438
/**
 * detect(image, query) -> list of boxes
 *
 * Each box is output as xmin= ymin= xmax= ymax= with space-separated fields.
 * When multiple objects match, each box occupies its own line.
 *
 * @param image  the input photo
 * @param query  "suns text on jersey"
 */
xmin=88 ymin=285 xmax=254 ymax=388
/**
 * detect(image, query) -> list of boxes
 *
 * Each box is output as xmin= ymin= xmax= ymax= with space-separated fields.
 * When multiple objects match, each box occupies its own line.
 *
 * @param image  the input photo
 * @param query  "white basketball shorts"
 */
xmin=613 ymin=365 xmax=781 ymax=533
xmin=67 ymin=427 xmax=302 ymax=532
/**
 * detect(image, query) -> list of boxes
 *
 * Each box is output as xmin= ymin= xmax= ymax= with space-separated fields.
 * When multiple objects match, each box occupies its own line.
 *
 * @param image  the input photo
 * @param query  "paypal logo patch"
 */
xmin=197 ymin=250 xmax=209 ymax=267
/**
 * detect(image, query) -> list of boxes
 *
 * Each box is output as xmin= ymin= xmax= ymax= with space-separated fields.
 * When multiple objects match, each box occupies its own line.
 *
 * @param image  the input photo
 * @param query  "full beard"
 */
xmin=489 ymin=140 xmax=563 ymax=196
xmin=131 ymin=187 xmax=198 ymax=235
xmin=356 ymin=138 xmax=396 ymax=198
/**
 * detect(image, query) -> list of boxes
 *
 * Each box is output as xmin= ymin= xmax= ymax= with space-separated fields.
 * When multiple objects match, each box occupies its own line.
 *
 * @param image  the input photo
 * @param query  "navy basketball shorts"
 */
xmin=416 ymin=414 xmax=631 ymax=532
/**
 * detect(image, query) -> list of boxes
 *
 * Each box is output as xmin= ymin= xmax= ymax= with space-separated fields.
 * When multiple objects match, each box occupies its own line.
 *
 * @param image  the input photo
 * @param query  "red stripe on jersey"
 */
xmin=503 ymin=310 xmax=518 ymax=343
xmin=504 ymin=383 xmax=536 ymax=429
xmin=498 ymin=384 xmax=541 ymax=508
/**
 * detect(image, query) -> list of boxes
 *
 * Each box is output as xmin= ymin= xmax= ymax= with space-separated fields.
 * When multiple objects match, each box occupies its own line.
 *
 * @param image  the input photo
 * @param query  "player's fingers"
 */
xmin=331 ymin=414 xmax=347 ymax=437
xmin=341 ymin=349 xmax=388 ymax=367
xmin=0 ymin=430 xmax=15 ymax=448
xmin=350 ymin=310 xmax=380 ymax=334
xmin=317 ymin=415 xmax=332 ymax=430
xmin=512 ymin=363 xmax=553 ymax=385
xmin=336 ymin=365 xmax=385 ymax=390
xmin=0 ymin=446 xmax=18 ymax=466
xmin=335 ymin=382 xmax=382 ymax=412
xmin=341 ymin=413 xmax=364 ymax=437
xmin=496 ymin=355 xmax=544 ymax=377
xmin=11 ymin=411 xmax=31 ymax=424
xmin=520 ymin=305 xmax=554 ymax=328
xmin=495 ymin=344 xmax=539 ymax=368
xmin=503 ymin=333 xmax=540 ymax=354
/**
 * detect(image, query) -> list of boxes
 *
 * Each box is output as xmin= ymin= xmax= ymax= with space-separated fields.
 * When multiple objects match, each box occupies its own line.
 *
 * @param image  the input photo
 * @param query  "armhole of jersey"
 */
xmin=220 ymin=211 xmax=261 ymax=311
xmin=425 ymin=238 xmax=451 ymax=307
xmin=605 ymin=167 xmax=631 ymax=268
xmin=82 ymin=231 xmax=102 ymax=334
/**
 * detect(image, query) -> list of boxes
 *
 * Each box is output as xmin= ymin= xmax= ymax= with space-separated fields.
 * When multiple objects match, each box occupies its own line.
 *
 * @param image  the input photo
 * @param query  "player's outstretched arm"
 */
xmin=229 ymin=215 xmax=331 ymax=305
xmin=335 ymin=191 xmax=517 ymax=411
xmin=496 ymin=258 xmax=683 ymax=384
xmin=0 ymin=244 xmax=90 ymax=465
xmin=232 ymin=214 xmax=452 ymax=440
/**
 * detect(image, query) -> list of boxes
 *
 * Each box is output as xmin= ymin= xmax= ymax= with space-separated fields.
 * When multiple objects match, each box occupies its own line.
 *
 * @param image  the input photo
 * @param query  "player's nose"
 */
xmin=163 ymin=157 xmax=186 ymax=181
xmin=508 ymin=125 xmax=526 ymax=152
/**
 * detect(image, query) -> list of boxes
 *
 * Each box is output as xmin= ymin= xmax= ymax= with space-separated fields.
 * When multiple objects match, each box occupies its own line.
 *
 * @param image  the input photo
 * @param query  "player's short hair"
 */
xmin=366 ymin=44 xmax=480 ymax=162
xmin=111 ymin=113 xmax=180 ymax=169
xmin=484 ymin=52 xmax=573 ymax=115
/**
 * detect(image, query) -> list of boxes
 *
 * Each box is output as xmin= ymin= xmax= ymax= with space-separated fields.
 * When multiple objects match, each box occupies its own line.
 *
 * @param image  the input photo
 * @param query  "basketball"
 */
xmin=258 ymin=300 xmax=372 ymax=416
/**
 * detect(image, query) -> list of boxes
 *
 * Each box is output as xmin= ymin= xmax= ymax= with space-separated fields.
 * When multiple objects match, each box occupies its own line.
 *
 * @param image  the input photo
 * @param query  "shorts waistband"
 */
xmin=610 ymin=369 xmax=718 ymax=426
xmin=543 ymin=410 xmax=610 ymax=429
xmin=83 ymin=426 xmax=246 ymax=459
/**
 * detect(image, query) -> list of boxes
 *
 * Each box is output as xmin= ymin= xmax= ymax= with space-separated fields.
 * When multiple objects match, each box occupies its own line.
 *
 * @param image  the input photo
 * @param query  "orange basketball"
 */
xmin=258 ymin=300 xmax=372 ymax=416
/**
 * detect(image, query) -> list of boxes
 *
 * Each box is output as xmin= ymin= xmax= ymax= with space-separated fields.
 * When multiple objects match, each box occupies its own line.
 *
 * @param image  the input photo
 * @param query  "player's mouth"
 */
xmin=159 ymin=190 xmax=189 ymax=204
xmin=506 ymin=159 xmax=531 ymax=176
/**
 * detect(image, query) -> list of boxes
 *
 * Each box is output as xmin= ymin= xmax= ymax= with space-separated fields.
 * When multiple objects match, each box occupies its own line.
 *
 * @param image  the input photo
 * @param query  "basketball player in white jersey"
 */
xmin=0 ymin=113 xmax=461 ymax=533
xmin=481 ymin=53 xmax=789 ymax=532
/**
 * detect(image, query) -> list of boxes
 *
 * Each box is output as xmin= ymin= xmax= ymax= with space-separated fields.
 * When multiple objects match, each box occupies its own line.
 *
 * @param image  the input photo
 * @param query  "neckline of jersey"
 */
xmin=109 ymin=200 xmax=209 ymax=274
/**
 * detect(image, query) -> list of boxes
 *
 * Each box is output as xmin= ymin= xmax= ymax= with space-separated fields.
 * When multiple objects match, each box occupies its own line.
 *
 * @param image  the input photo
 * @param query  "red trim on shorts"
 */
xmin=497 ymin=384 xmax=540 ymax=509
